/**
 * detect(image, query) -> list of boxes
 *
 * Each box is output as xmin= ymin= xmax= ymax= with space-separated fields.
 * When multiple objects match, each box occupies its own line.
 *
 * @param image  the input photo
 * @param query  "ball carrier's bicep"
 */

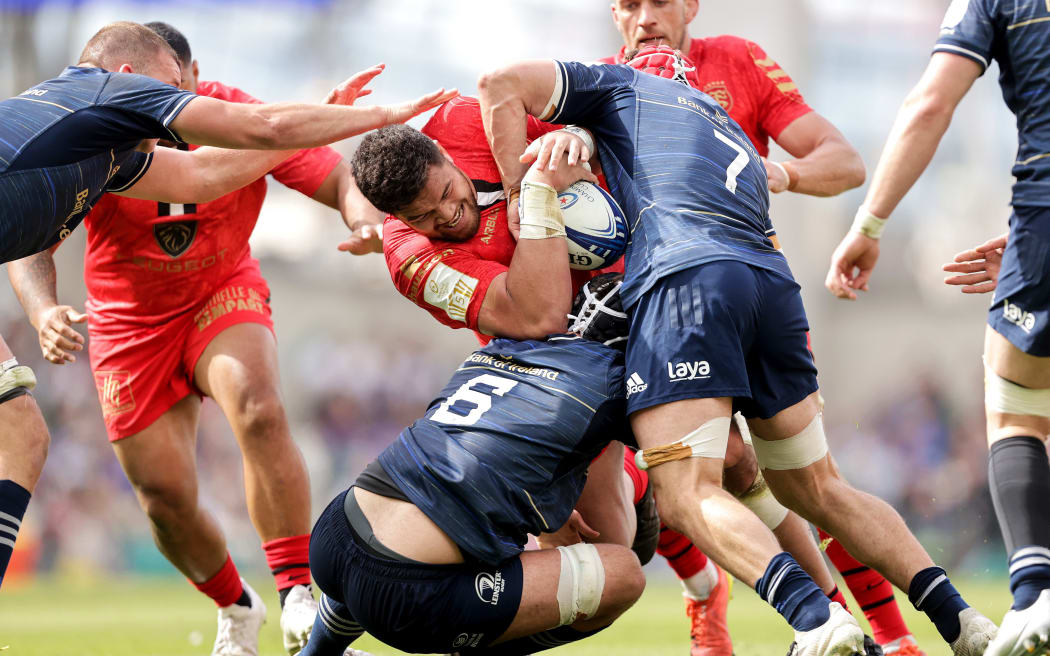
xmin=478 ymin=60 xmax=560 ymax=191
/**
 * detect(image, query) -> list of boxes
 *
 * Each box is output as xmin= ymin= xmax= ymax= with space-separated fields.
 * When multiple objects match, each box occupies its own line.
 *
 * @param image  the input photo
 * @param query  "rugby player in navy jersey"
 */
xmin=0 ymin=19 xmax=455 ymax=591
xmin=302 ymin=269 xmax=645 ymax=656
xmin=475 ymin=47 xmax=998 ymax=656
xmin=826 ymin=2 xmax=1050 ymax=653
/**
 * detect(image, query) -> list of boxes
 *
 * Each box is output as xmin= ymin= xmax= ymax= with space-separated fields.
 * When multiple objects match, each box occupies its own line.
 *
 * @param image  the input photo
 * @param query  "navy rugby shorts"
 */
xmin=624 ymin=260 xmax=818 ymax=419
xmin=308 ymin=490 xmax=523 ymax=654
xmin=989 ymin=205 xmax=1050 ymax=356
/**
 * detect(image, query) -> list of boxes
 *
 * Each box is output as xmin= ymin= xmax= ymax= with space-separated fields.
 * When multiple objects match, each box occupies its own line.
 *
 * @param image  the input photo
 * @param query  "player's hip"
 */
xmin=989 ymin=208 xmax=1050 ymax=356
xmin=621 ymin=251 xmax=793 ymax=310
xmin=310 ymin=490 xmax=522 ymax=653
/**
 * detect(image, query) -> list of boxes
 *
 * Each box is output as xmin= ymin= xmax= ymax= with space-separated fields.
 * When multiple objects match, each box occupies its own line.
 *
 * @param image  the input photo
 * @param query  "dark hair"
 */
xmin=351 ymin=124 xmax=443 ymax=215
xmin=78 ymin=21 xmax=177 ymax=74
xmin=568 ymin=273 xmax=628 ymax=350
xmin=144 ymin=21 xmax=192 ymax=66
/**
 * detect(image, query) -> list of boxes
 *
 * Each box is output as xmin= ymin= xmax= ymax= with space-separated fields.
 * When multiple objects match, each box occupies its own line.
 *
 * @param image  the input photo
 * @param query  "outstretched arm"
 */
xmin=171 ymin=66 xmax=456 ymax=151
xmin=117 ymin=147 xmax=293 ymax=204
xmin=825 ymin=52 xmax=981 ymax=300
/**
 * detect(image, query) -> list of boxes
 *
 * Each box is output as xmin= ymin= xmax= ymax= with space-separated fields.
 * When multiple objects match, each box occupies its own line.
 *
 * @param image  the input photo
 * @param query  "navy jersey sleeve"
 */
xmin=547 ymin=61 xmax=636 ymax=126
xmin=934 ymin=0 xmax=999 ymax=73
xmin=99 ymin=72 xmax=197 ymax=142
xmin=105 ymin=150 xmax=153 ymax=192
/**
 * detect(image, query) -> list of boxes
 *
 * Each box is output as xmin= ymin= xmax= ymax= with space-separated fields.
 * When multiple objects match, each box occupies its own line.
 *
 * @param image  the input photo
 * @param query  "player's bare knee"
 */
xmin=591 ymin=545 xmax=644 ymax=622
xmin=723 ymin=446 xmax=758 ymax=497
xmin=232 ymin=391 xmax=289 ymax=443
xmin=133 ymin=476 xmax=199 ymax=525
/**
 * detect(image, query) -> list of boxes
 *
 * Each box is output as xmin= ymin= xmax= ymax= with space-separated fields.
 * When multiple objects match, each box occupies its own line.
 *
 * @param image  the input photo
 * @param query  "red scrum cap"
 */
xmin=623 ymin=45 xmax=698 ymax=87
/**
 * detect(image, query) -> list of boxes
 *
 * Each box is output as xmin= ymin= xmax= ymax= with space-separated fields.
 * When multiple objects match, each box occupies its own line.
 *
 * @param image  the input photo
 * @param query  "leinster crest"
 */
xmin=154 ymin=220 xmax=198 ymax=258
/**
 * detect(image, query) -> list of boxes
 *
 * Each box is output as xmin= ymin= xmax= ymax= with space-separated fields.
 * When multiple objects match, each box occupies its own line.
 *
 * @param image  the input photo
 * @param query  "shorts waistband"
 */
xmin=343 ymin=487 xmax=425 ymax=564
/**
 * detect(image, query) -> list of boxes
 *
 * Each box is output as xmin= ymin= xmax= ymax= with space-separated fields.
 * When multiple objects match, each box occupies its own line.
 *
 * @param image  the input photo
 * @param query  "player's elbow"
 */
xmin=902 ymin=87 xmax=956 ymax=131
xmin=477 ymin=66 xmax=520 ymax=106
xmin=840 ymin=150 xmax=866 ymax=192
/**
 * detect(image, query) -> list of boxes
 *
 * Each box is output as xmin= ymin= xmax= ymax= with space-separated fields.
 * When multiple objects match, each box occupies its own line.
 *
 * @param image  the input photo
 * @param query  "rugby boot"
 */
xmin=880 ymin=635 xmax=925 ymax=656
xmin=685 ymin=563 xmax=733 ymax=656
xmin=281 ymin=584 xmax=318 ymax=655
xmin=863 ymin=635 xmax=885 ymax=656
xmin=986 ymin=589 xmax=1050 ymax=656
xmin=786 ymin=602 xmax=865 ymax=656
xmin=949 ymin=606 xmax=998 ymax=656
xmin=213 ymin=579 xmax=266 ymax=656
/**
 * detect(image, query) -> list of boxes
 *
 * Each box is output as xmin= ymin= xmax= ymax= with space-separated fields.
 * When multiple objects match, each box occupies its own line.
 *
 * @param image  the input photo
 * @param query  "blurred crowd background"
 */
xmin=0 ymin=0 xmax=1016 ymax=582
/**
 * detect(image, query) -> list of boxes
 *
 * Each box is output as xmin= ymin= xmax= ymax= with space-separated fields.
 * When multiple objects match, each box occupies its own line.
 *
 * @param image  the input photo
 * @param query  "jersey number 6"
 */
xmin=430 ymin=374 xmax=520 ymax=426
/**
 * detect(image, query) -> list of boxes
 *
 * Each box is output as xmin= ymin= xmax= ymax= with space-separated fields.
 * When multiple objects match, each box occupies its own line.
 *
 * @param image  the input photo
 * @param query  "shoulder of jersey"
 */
xmin=194 ymin=80 xmax=256 ymax=103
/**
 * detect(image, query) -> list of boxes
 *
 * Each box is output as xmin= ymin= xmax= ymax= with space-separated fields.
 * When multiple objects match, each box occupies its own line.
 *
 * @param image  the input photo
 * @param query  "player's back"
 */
xmin=550 ymin=61 xmax=790 ymax=308
xmin=936 ymin=0 xmax=1050 ymax=205
xmin=377 ymin=336 xmax=630 ymax=565
xmin=0 ymin=67 xmax=194 ymax=262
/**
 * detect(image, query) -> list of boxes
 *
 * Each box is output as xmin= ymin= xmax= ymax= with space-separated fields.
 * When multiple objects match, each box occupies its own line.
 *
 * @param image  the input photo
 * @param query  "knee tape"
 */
xmin=985 ymin=365 xmax=1050 ymax=418
xmin=555 ymin=543 xmax=606 ymax=626
xmin=751 ymin=413 xmax=828 ymax=471
xmin=737 ymin=470 xmax=788 ymax=529
xmin=0 ymin=358 xmax=36 ymax=404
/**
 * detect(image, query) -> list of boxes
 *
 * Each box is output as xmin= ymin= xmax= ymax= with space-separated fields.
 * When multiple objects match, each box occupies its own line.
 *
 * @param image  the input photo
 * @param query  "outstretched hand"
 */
xmin=337 ymin=222 xmax=384 ymax=256
xmin=324 ymin=64 xmax=384 ymax=106
xmin=383 ymin=87 xmax=459 ymax=124
xmin=943 ymin=232 xmax=1007 ymax=294
xmin=35 ymin=305 xmax=87 ymax=364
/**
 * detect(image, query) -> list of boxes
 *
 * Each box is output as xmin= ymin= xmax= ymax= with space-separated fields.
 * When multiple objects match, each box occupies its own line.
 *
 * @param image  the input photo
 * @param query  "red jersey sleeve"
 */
xmin=739 ymin=39 xmax=813 ymax=142
xmin=195 ymin=80 xmax=341 ymax=197
xmin=383 ymin=218 xmax=507 ymax=332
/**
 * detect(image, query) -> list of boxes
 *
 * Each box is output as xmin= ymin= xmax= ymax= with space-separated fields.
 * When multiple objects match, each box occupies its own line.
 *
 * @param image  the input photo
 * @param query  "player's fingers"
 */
xmin=951 ymin=247 xmax=983 ymax=263
xmin=962 ymin=281 xmax=997 ymax=294
xmin=851 ymin=267 xmax=872 ymax=292
xmin=49 ymin=331 xmax=82 ymax=353
xmin=942 ymin=260 xmax=988 ymax=273
xmin=51 ymin=321 xmax=85 ymax=345
xmin=66 ymin=309 xmax=88 ymax=324
xmin=945 ymin=272 xmax=991 ymax=286
xmin=566 ymin=138 xmax=581 ymax=166
xmin=536 ymin=138 xmax=556 ymax=171
xmin=547 ymin=139 xmax=567 ymax=171
xmin=838 ymin=271 xmax=858 ymax=300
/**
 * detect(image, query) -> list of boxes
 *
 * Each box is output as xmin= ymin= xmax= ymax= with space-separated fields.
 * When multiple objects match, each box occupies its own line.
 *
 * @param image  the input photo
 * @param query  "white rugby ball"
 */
xmin=558 ymin=181 xmax=628 ymax=270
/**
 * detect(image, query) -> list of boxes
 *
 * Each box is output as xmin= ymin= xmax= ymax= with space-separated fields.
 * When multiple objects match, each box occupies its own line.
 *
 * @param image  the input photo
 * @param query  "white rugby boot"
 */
xmin=949 ymin=606 xmax=999 ymax=656
xmin=280 ymin=584 xmax=318 ymax=655
xmin=985 ymin=589 xmax=1050 ymax=656
xmin=787 ymin=602 xmax=866 ymax=656
xmin=212 ymin=579 xmax=267 ymax=656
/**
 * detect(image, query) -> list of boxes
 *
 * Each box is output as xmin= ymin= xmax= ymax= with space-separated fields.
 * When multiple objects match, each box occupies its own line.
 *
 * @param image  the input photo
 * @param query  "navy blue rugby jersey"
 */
xmin=547 ymin=60 xmax=791 ymax=309
xmin=935 ymin=0 xmax=1050 ymax=207
xmin=0 ymin=67 xmax=196 ymax=262
xmin=378 ymin=335 xmax=631 ymax=566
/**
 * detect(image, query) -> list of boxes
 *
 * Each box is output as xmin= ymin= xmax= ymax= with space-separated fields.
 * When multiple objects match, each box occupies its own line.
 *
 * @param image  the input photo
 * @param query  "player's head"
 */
xmin=145 ymin=21 xmax=199 ymax=93
xmin=624 ymin=45 xmax=697 ymax=86
xmin=78 ymin=21 xmax=182 ymax=88
xmin=611 ymin=0 xmax=699 ymax=54
xmin=569 ymin=273 xmax=628 ymax=350
xmin=353 ymin=124 xmax=480 ymax=242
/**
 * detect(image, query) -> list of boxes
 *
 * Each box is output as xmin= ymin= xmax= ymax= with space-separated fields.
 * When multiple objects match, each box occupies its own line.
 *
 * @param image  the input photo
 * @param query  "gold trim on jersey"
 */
xmin=522 ymin=489 xmax=550 ymax=531
xmin=10 ymin=96 xmax=73 ymax=113
xmin=1008 ymin=15 xmax=1050 ymax=30
xmin=1018 ymin=153 xmax=1050 ymax=166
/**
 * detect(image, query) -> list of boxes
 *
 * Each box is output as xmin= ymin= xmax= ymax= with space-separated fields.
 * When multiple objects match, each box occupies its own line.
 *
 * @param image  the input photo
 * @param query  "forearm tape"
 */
xmin=518 ymin=178 xmax=566 ymax=240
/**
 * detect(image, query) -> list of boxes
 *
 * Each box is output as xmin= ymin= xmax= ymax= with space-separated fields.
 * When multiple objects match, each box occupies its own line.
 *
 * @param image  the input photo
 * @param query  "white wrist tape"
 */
xmin=985 ymin=360 xmax=1050 ymax=418
xmin=751 ymin=413 xmax=828 ymax=471
xmin=850 ymin=206 xmax=889 ymax=240
xmin=518 ymin=176 xmax=566 ymax=240
xmin=768 ymin=160 xmax=789 ymax=186
xmin=559 ymin=126 xmax=596 ymax=158
xmin=556 ymin=543 xmax=606 ymax=626
xmin=737 ymin=471 xmax=789 ymax=530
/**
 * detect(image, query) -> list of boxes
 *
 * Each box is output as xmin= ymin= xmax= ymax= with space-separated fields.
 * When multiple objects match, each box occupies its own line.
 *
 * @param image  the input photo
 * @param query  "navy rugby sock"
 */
xmin=298 ymin=594 xmax=362 ymax=656
xmin=908 ymin=567 xmax=967 ymax=643
xmin=988 ymin=436 xmax=1050 ymax=610
xmin=755 ymin=552 xmax=831 ymax=632
xmin=0 ymin=479 xmax=30 ymax=589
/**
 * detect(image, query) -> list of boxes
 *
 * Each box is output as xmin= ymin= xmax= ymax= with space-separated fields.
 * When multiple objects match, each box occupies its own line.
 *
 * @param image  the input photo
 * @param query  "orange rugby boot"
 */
xmin=684 ymin=564 xmax=733 ymax=656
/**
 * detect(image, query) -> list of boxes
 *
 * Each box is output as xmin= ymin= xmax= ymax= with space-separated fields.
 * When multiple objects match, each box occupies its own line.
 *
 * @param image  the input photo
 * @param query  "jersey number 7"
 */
xmin=430 ymin=374 xmax=520 ymax=426
xmin=713 ymin=130 xmax=750 ymax=194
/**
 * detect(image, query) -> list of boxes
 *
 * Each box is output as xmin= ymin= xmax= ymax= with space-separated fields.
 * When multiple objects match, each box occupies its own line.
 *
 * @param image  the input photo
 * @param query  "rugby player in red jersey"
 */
xmin=599 ymin=4 xmax=919 ymax=655
xmin=6 ymin=23 xmax=375 ymax=656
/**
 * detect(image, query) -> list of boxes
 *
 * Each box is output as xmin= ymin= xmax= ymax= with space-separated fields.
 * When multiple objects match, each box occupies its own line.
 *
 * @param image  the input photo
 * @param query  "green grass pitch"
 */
xmin=0 ymin=575 xmax=1011 ymax=655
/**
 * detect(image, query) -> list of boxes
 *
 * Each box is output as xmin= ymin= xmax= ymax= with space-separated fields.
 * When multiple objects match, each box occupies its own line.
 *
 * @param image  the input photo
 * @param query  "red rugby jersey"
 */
xmin=83 ymin=80 xmax=342 ymax=329
xmin=601 ymin=35 xmax=813 ymax=157
xmin=383 ymin=96 xmax=622 ymax=342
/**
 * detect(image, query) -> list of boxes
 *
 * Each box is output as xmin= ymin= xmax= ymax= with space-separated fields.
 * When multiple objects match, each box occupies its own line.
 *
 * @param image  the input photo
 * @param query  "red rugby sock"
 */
xmin=819 ymin=528 xmax=910 ymax=644
xmin=263 ymin=534 xmax=312 ymax=593
xmin=827 ymin=585 xmax=852 ymax=613
xmin=622 ymin=447 xmax=649 ymax=504
xmin=657 ymin=524 xmax=709 ymax=580
xmin=193 ymin=553 xmax=245 ymax=607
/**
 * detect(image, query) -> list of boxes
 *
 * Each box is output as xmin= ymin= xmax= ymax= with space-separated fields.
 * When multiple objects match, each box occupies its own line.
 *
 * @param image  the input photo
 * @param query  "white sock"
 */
xmin=681 ymin=559 xmax=719 ymax=601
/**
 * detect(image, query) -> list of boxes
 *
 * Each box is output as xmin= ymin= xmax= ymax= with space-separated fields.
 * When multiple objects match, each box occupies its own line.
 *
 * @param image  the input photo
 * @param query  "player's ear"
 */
xmin=117 ymin=63 xmax=134 ymax=74
xmin=192 ymin=60 xmax=200 ymax=85
xmin=683 ymin=0 xmax=699 ymax=24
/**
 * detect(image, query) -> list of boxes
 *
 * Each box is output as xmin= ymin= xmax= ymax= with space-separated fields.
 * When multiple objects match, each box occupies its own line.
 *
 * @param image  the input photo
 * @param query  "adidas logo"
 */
xmin=626 ymin=372 xmax=647 ymax=397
